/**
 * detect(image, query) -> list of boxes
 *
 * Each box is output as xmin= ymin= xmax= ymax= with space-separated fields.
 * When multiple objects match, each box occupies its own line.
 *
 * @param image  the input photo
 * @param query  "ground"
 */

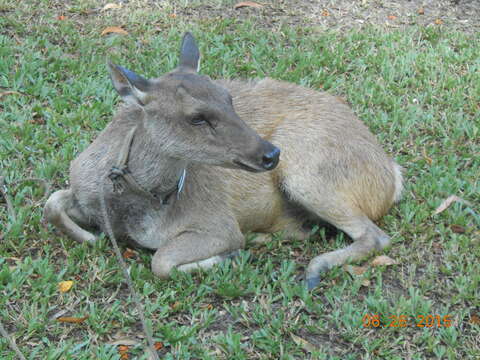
xmin=0 ymin=0 xmax=479 ymax=359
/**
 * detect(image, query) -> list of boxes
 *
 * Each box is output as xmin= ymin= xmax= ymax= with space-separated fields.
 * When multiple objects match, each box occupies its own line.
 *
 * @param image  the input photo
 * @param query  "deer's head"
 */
xmin=108 ymin=33 xmax=280 ymax=172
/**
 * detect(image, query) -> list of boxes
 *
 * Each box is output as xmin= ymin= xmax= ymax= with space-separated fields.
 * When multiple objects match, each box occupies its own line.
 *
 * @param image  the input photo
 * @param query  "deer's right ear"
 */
xmin=108 ymin=62 xmax=151 ymax=106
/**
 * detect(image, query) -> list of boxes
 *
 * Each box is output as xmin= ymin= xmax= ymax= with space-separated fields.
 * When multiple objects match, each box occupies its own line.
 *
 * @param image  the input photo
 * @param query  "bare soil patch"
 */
xmin=179 ymin=0 xmax=480 ymax=33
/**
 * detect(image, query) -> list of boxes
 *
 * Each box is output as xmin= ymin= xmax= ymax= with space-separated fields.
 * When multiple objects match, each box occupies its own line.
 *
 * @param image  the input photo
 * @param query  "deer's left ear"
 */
xmin=108 ymin=62 xmax=151 ymax=106
xmin=178 ymin=32 xmax=201 ymax=73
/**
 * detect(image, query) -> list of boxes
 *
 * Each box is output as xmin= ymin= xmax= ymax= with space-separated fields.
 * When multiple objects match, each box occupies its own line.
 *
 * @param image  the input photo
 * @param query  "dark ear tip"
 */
xmin=107 ymin=61 xmax=119 ymax=72
xmin=182 ymin=32 xmax=197 ymax=46
xmin=183 ymin=32 xmax=194 ymax=40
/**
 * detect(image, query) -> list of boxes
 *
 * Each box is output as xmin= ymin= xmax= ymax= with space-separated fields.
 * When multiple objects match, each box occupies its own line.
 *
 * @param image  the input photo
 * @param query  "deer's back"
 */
xmin=217 ymin=78 xmax=398 ymax=223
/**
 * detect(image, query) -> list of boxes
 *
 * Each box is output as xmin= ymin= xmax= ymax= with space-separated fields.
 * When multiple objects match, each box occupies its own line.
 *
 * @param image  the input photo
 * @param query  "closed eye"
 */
xmin=190 ymin=114 xmax=208 ymax=126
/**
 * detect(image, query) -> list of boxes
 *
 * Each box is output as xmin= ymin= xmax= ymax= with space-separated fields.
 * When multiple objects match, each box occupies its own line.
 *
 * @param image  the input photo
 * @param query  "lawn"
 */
xmin=0 ymin=1 xmax=479 ymax=359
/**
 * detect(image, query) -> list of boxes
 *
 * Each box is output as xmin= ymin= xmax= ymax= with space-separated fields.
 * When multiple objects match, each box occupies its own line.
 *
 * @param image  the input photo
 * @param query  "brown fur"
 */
xmin=44 ymin=33 xmax=402 ymax=288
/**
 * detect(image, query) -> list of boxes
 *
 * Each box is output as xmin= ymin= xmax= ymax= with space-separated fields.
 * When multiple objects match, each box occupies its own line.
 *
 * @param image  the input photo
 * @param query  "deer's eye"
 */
xmin=190 ymin=114 xmax=208 ymax=126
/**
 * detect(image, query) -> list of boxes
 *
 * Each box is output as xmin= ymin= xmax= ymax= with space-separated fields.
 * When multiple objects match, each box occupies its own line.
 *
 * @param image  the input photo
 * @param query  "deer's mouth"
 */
xmin=233 ymin=160 xmax=264 ymax=173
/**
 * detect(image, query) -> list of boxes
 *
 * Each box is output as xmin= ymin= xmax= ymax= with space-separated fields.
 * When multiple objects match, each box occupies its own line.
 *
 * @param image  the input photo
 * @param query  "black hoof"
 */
xmin=306 ymin=276 xmax=321 ymax=290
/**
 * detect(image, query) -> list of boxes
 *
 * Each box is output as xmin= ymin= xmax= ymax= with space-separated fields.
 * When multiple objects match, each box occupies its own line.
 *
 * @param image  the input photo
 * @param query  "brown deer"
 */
xmin=44 ymin=33 xmax=402 ymax=289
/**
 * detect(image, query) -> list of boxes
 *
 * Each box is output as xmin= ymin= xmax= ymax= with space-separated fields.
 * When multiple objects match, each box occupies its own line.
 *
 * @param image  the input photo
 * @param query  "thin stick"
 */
xmin=0 ymin=175 xmax=51 ymax=238
xmin=0 ymin=320 xmax=27 ymax=360
xmin=99 ymin=178 xmax=159 ymax=360
xmin=0 ymin=176 xmax=16 ymax=221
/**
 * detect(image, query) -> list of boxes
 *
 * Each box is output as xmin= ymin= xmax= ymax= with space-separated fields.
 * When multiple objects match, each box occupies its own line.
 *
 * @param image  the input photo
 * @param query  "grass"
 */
xmin=1 ymin=1 xmax=479 ymax=359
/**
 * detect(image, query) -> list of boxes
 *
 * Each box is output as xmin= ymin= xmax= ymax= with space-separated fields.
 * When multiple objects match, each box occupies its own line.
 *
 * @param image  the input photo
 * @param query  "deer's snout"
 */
xmin=261 ymin=146 xmax=280 ymax=170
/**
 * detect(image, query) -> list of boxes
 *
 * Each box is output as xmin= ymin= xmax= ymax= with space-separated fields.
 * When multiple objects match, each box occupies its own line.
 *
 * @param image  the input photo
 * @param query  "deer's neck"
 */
xmin=126 ymin=124 xmax=188 ymax=195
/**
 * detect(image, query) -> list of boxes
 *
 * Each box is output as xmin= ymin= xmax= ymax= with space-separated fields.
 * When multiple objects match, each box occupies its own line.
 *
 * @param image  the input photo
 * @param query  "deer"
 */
xmin=44 ymin=32 xmax=403 ymax=289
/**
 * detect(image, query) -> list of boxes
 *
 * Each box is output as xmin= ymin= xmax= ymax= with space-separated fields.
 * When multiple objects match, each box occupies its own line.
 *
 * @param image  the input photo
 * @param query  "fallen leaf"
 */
xmin=361 ymin=278 xmax=371 ymax=287
xmin=57 ymin=15 xmax=66 ymax=20
xmin=118 ymin=345 xmax=130 ymax=360
xmin=201 ymin=304 xmax=214 ymax=310
xmin=106 ymin=338 xmax=140 ymax=346
xmin=29 ymin=112 xmax=46 ymax=125
xmin=58 ymin=280 xmax=74 ymax=293
xmin=433 ymin=195 xmax=472 ymax=215
xmin=422 ymin=148 xmax=433 ymax=165
xmin=434 ymin=19 xmax=443 ymax=25
xmin=371 ymin=255 xmax=397 ymax=267
xmin=470 ymin=314 xmax=480 ymax=325
xmin=101 ymin=26 xmax=128 ymax=36
xmin=122 ymin=248 xmax=136 ymax=259
xmin=154 ymin=342 xmax=163 ymax=350
xmin=343 ymin=264 xmax=368 ymax=276
xmin=321 ymin=9 xmax=329 ymax=17
xmin=234 ymin=1 xmax=263 ymax=9
xmin=387 ymin=15 xmax=397 ymax=20
xmin=450 ymin=224 xmax=466 ymax=234
xmin=418 ymin=7 xmax=425 ymax=15
xmin=0 ymin=91 xmax=23 ymax=99
xmin=168 ymin=13 xmax=177 ymax=18
xmin=170 ymin=301 xmax=181 ymax=310
xmin=290 ymin=333 xmax=318 ymax=353
xmin=102 ymin=3 xmax=122 ymax=11
xmin=57 ymin=315 xmax=89 ymax=323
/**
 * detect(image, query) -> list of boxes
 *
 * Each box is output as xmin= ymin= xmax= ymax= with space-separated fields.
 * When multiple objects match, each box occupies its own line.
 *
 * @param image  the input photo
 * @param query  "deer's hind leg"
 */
xmin=44 ymin=189 xmax=97 ymax=244
xmin=281 ymin=176 xmax=391 ymax=289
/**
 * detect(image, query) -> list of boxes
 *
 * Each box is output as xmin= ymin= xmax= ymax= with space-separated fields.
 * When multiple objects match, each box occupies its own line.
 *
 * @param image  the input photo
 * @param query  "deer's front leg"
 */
xmin=151 ymin=228 xmax=245 ymax=279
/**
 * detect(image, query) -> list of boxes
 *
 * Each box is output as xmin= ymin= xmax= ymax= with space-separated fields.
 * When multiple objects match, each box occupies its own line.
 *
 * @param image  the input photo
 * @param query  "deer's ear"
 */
xmin=108 ymin=62 xmax=151 ymax=106
xmin=178 ymin=32 xmax=200 ymax=73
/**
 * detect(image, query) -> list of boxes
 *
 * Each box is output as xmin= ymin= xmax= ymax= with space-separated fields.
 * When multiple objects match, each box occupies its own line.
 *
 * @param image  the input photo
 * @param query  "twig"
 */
xmin=100 ymin=177 xmax=159 ymax=360
xmin=0 ymin=175 xmax=51 ymax=238
xmin=0 ymin=320 xmax=27 ymax=360
xmin=0 ymin=176 xmax=16 ymax=221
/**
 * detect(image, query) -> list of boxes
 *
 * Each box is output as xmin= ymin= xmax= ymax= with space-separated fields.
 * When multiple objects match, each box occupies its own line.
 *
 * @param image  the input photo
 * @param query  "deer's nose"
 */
xmin=262 ymin=146 xmax=280 ymax=170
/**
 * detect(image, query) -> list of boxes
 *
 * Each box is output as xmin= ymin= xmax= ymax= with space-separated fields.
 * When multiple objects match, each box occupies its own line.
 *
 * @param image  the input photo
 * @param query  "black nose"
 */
xmin=262 ymin=147 xmax=280 ymax=170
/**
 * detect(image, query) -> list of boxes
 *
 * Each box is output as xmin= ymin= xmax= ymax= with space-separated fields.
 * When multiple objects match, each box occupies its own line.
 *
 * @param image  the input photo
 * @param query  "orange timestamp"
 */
xmin=362 ymin=314 xmax=453 ymax=328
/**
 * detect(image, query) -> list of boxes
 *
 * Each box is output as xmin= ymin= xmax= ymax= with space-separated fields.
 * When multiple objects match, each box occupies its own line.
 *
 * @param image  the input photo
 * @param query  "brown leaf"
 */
xmin=434 ymin=18 xmax=443 ymax=25
xmin=422 ymin=148 xmax=433 ymax=165
xmin=321 ymin=9 xmax=329 ymax=17
xmin=154 ymin=342 xmax=163 ymax=350
xmin=290 ymin=333 xmax=318 ymax=353
xmin=122 ymin=248 xmax=136 ymax=259
xmin=58 ymin=280 xmax=74 ymax=293
xmin=170 ymin=301 xmax=181 ymax=310
xmin=343 ymin=264 xmax=368 ymax=276
xmin=387 ymin=15 xmax=397 ymax=20
xmin=450 ymin=224 xmax=466 ymax=234
xmin=418 ymin=7 xmax=425 ymax=15
xmin=234 ymin=1 xmax=263 ymax=9
xmin=118 ymin=345 xmax=130 ymax=360
xmin=371 ymin=255 xmax=397 ymax=267
xmin=470 ymin=314 xmax=480 ymax=325
xmin=0 ymin=91 xmax=23 ymax=99
xmin=118 ymin=345 xmax=129 ymax=352
xmin=57 ymin=15 xmax=67 ymax=21
xmin=102 ymin=3 xmax=122 ymax=11
xmin=361 ymin=278 xmax=371 ymax=287
xmin=101 ymin=26 xmax=128 ymax=36
xmin=433 ymin=195 xmax=472 ymax=215
xmin=57 ymin=315 xmax=89 ymax=323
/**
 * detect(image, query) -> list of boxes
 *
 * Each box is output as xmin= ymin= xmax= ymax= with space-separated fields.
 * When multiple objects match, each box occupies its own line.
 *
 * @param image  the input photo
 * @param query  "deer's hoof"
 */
xmin=306 ymin=276 xmax=321 ymax=290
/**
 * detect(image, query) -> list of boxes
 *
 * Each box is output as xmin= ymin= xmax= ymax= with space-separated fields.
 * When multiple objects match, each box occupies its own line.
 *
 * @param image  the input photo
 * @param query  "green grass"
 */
xmin=1 ymin=1 xmax=479 ymax=359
